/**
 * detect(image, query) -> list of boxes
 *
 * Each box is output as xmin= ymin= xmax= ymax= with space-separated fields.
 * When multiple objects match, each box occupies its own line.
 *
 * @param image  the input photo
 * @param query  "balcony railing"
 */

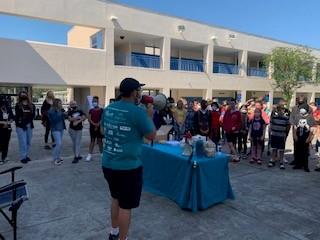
xmin=248 ymin=67 xmax=268 ymax=77
xmin=170 ymin=57 xmax=204 ymax=72
xmin=213 ymin=62 xmax=239 ymax=74
xmin=115 ymin=52 xmax=160 ymax=69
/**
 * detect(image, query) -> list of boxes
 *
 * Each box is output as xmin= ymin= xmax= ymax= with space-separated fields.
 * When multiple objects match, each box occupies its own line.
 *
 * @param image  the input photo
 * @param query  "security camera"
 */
xmin=120 ymin=36 xmax=125 ymax=40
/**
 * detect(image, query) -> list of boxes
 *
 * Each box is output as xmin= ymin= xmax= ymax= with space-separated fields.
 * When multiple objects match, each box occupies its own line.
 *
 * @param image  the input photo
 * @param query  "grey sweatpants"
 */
xmin=68 ymin=128 xmax=82 ymax=157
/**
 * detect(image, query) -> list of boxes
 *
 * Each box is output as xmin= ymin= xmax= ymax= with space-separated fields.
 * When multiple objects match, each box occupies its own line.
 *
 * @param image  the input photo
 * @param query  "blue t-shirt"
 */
xmin=101 ymin=100 xmax=155 ymax=170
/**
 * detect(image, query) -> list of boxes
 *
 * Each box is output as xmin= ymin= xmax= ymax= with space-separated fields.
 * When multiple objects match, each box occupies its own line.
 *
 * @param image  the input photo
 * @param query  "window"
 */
xmin=90 ymin=30 xmax=104 ymax=49
xmin=145 ymin=46 xmax=160 ymax=56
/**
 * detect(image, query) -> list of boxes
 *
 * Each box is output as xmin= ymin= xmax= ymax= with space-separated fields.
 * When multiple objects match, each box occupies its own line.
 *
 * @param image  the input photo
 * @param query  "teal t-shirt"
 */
xmin=101 ymin=100 xmax=155 ymax=170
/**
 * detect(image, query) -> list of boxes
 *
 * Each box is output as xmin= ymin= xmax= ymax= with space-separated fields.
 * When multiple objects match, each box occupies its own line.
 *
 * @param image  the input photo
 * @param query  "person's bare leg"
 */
xmin=271 ymin=149 xmax=278 ymax=162
xmin=228 ymin=142 xmax=237 ymax=155
xmin=278 ymin=150 xmax=284 ymax=163
xmin=118 ymin=208 xmax=131 ymax=240
xmin=111 ymin=198 xmax=119 ymax=228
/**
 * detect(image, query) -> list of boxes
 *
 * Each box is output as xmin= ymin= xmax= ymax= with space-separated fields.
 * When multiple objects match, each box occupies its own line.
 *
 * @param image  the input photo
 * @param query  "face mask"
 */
xmin=20 ymin=95 xmax=28 ymax=100
xmin=241 ymin=110 xmax=247 ymax=114
xmin=71 ymin=106 xmax=77 ymax=110
xmin=92 ymin=102 xmax=98 ymax=107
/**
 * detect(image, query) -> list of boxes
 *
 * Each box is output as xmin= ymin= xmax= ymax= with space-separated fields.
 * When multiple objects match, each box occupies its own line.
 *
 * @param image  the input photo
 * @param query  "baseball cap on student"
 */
xmin=119 ymin=78 xmax=145 ymax=95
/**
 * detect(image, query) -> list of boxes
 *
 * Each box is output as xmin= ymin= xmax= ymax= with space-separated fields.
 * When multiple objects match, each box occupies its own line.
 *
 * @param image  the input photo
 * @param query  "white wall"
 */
xmin=0 ymin=38 xmax=106 ymax=86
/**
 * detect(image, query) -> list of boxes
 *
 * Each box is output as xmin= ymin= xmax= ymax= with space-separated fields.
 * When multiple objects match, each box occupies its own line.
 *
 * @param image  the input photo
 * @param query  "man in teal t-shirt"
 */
xmin=101 ymin=78 xmax=156 ymax=240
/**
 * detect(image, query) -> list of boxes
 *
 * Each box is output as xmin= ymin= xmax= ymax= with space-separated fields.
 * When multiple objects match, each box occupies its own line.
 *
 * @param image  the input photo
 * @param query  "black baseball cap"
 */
xmin=119 ymin=78 xmax=145 ymax=94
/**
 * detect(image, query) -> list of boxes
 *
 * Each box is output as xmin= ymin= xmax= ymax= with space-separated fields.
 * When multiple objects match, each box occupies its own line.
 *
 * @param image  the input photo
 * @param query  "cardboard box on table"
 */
xmin=155 ymin=125 xmax=173 ymax=142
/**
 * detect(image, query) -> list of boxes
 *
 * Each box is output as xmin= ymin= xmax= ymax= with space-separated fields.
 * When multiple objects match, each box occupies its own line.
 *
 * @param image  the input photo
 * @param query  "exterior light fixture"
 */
xmin=110 ymin=16 xmax=118 ymax=21
xmin=211 ymin=36 xmax=217 ymax=41
xmin=177 ymin=25 xmax=186 ymax=33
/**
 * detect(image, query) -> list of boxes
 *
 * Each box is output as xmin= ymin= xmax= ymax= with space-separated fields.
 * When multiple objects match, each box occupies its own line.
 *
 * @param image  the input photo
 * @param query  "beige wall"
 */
xmin=67 ymin=26 xmax=101 ymax=48
xmin=0 ymin=38 xmax=106 ymax=86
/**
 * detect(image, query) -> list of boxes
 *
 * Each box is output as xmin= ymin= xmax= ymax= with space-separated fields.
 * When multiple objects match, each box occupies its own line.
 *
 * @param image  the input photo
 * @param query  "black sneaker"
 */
xmin=289 ymin=161 xmax=296 ymax=166
xmin=26 ymin=157 xmax=31 ymax=162
xmin=268 ymin=160 xmax=275 ymax=168
xmin=293 ymin=165 xmax=302 ymax=170
xmin=315 ymin=168 xmax=320 ymax=172
xmin=21 ymin=158 xmax=28 ymax=164
xmin=44 ymin=145 xmax=51 ymax=150
xmin=304 ymin=167 xmax=310 ymax=172
xmin=72 ymin=157 xmax=79 ymax=164
xmin=108 ymin=233 xmax=119 ymax=240
xmin=77 ymin=156 xmax=83 ymax=160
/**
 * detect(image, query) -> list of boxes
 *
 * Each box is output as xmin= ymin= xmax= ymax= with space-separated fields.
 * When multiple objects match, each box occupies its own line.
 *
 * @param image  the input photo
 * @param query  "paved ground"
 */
xmin=1 ymin=121 xmax=320 ymax=240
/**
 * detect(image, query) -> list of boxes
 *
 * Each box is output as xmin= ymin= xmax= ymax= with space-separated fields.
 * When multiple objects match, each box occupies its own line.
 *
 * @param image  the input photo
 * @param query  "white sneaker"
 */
xmin=54 ymin=159 xmax=63 ymax=166
xmin=86 ymin=154 xmax=92 ymax=162
xmin=283 ymin=157 xmax=288 ymax=164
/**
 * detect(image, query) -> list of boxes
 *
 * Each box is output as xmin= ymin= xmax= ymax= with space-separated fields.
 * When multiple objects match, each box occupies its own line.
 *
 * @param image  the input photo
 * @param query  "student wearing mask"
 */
xmin=223 ymin=98 xmax=242 ymax=162
xmin=0 ymin=98 xmax=14 ymax=164
xmin=194 ymin=100 xmax=211 ymax=137
xmin=41 ymin=91 xmax=55 ymax=149
xmin=68 ymin=101 xmax=86 ymax=163
xmin=292 ymin=106 xmax=315 ymax=172
xmin=86 ymin=96 xmax=104 ymax=161
xmin=173 ymin=99 xmax=187 ymax=140
xmin=15 ymin=91 xmax=36 ymax=164
xmin=48 ymin=98 xmax=66 ymax=166
xmin=268 ymin=99 xmax=290 ymax=169
xmin=210 ymin=102 xmax=221 ymax=147
xmin=238 ymin=105 xmax=249 ymax=157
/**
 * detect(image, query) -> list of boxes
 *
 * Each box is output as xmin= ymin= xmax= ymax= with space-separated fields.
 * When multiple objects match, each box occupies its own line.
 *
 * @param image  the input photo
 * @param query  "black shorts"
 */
xmin=102 ymin=166 xmax=143 ymax=209
xmin=226 ymin=132 xmax=238 ymax=144
xmin=90 ymin=126 xmax=103 ymax=140
xmin=270 ymin=135 xmax=286 ymax=150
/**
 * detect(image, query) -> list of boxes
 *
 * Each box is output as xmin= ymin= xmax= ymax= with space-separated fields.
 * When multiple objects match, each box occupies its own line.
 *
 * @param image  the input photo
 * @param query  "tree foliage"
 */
xmin=264 ymin=47 xmax=319 ymax=105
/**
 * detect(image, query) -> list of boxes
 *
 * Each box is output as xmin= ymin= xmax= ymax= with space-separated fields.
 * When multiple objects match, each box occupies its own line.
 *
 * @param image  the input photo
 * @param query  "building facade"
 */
xmin=0 ymin=0 xmax=320 ymax=109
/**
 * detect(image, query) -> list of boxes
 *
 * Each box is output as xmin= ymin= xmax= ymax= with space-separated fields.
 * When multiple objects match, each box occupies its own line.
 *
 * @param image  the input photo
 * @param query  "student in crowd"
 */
xmin=223 ymin=98 xmax=242 ymax=162
xmin=172 ymin=99 xmax=187 ymax=140
xmin=289 ymin=96 xmax=312 ymax=166
xmin=15 ymin=91 xmax=36 ymax=164
xmin=268 ymin=99 xmax=291 ymax=169
xmin=248 ymin=108 xmax=266 ymax=164
xmin=238 ymin=105 xmax=249 ymax=157
xmin=185 ymin=101 xmax=197 ymax=135
xmin=194 ymin=99 xmax=211 ymax=137
xmin=48 ymin=98 xmax=66 ymax=166
xmin=101 ymin=78 xmax=156 ymax=240
xmin=86 ymin=96 xmax=104 ymax=161
xmin=292 ymin=106 xmax=315 ymax=172
xmin=0 ymin=98 xmax=14 ymax=164
xmin=210 ymin=101 xmax=221 ymax=147
xmin=41 ymin=91 xmax=55 ymax=150
xmin=68 ymin=101 xmax=86 ymax=164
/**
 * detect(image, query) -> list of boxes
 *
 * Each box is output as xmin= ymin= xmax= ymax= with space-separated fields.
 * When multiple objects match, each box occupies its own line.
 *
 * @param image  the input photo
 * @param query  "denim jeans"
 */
xmin=69 ymin=128 xmax=82 ymax=157
xmin=52 ymin=130 xmax=64 ymax=160
xmin=16 ymin=125 xmax=33 ymax=160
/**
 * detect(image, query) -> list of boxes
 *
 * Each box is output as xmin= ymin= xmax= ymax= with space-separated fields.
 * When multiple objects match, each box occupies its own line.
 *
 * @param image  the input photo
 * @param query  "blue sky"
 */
xmin=0 ymin=0 xmax=319 ymax=48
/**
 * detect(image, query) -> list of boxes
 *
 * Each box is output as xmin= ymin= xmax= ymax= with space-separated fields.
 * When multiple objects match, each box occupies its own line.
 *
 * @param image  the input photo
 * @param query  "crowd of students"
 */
xmin=152 ymin=95 xmax=320 ymax=172
xmin=1 ymin=90 xmax=320 ymax=172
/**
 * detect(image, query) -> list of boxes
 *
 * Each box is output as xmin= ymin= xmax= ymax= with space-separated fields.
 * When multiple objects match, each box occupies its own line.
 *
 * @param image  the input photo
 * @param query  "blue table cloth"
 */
xmin=142 ymin=144 xmax=234 ymax=212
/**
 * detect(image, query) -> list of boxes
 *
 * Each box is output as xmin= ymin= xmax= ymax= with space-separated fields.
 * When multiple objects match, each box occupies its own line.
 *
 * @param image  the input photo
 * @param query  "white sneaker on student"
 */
xmin=86 ymin=154 xmax=92 ymax=162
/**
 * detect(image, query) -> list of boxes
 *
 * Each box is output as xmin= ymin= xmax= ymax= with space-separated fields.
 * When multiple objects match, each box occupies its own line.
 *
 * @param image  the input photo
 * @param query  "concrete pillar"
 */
xmin=205 ymin=88 xmax=213 ymax=100
xmin=312 ymin=62 xmax=317 ymax=82
xmin=161 ymin=37 xmax=171 ymax=70
xmin=105 ymin=27 xmax=116 ymax=105
xmin=161 ymin=87 xmax=171 ymax=97
xmin=290 ymin=92 xmax=296 ymax=108
xmin=268 ymin=91 xmax=274 ymax=108
xmin=240 ymin=90 xmax=247 ymax=104
xmin=268 ymin=62 xmax=274 ymax=80
xmin=66 ymin=87 xmax=74 ymax=103
xmin=239 ymin=50 xmax=248 ymax=77
xmin=310 ymin=92 xmax=316 ymax=103
xmin=203 ymin=42 xmax=214 ymax=74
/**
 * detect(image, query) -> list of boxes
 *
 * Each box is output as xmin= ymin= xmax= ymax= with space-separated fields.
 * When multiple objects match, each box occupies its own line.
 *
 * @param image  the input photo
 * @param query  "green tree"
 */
xmin=264 ymin=47 xmax=319 ymax=106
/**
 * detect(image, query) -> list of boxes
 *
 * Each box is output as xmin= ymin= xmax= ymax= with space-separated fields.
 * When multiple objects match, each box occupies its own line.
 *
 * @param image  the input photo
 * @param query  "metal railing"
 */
xmin=248 ymin=67 xmax=268 ymax=77
xmin=170 ymin=57 xmax=204 ymax=72
xmin=115 ymin=52 xmax=160 ymax=69
xmin=213 ymin=62 xmax=239 ymax=74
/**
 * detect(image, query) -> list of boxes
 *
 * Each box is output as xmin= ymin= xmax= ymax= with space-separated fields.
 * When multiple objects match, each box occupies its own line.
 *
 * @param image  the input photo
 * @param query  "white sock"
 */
xmin=110 ymin=227 xmax=119 ymax=235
